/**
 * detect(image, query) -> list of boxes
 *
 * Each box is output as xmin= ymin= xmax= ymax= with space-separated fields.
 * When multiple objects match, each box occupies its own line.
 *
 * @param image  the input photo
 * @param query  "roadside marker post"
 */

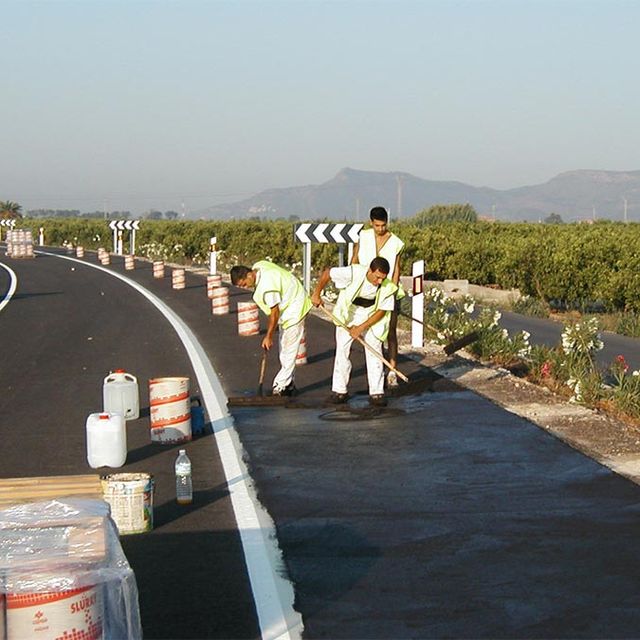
xmin=209 ymin=236 xmax=217 ymax=275
xmin=412 ymin=260 xmax=425 ymax=348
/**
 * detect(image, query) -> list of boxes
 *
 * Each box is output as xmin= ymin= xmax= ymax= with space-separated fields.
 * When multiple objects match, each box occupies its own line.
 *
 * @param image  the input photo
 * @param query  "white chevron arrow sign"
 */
xmin=109 ymin=220 xmax=141 ymax=231
xmin=294 ymin=222 xmax=363 ymax=244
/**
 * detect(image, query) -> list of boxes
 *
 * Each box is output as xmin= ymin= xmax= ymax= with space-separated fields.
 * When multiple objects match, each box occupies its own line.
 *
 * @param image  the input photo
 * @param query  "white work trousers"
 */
xmin=272 ymin=321 xmax=305 ymax=392
xmin=332 ymin=315 xmax=384 ymax=396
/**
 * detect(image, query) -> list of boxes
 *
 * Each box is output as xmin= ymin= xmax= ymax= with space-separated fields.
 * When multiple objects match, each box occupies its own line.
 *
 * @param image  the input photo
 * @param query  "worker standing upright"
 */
xmin=351 ymin=206 xmax=405 ymax=387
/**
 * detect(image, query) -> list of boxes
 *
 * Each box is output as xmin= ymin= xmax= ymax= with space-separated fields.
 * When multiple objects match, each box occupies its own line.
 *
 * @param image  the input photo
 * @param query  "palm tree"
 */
xmin=0 ymin=201 xmax=23 ymax=219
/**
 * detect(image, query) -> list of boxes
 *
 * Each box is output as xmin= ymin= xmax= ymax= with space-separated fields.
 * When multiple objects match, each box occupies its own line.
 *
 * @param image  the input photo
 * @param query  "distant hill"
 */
xmin=194 ymin=167 xmax=640 ymax=222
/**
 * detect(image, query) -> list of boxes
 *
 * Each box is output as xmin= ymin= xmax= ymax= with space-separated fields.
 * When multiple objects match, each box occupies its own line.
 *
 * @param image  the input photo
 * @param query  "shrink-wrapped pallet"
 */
xmin=0 ymin=498 xmax=142 ymax=639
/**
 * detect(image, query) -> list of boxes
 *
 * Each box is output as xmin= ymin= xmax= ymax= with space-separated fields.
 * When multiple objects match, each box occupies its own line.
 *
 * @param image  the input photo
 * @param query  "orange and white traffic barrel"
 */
xmin=76 ymin=246 xmax=84 ymax=258
xmin=207 ymin=274 xmax=222 ymax=298
xmin=172 ymin=269 xmax=186 ymax=290
xmin=149 ymin=377 xmax=192 ymax=444
xmin=153 ymin=261 xmax=164 ymax=278
xmin=100 ymin=252 xmax=110 ymax=265
xmin=237 ymin=301 xmax=260 ymax=336
xmin=296 ymin=328 xmax=308 ymax=365
xmin=124 ymin=255 xmax=135 ymax=270
xmin=97 ymin=247 xmax=107 ymax=261
xmin=211 ymin=287 xmax=229 ymax=315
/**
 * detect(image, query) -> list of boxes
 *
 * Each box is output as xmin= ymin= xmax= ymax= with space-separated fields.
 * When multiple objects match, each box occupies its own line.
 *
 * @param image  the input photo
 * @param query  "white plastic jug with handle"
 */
xmin=86 ymin=412 xmax=127 ymax=468
xmin=103 ymin=369 xmax=139 ymax=420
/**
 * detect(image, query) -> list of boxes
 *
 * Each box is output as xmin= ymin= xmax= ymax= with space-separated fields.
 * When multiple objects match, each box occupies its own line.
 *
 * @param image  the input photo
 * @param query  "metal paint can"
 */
xmin=101 ymin=472 xmax=154 ymax=535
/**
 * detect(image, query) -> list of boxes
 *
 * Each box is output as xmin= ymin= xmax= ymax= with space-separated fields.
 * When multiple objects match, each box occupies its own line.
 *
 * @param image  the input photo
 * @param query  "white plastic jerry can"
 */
xmin=86 ymin=412 xmax=127 ymax=468
xmin=103 ymin=369 xmax=139 ymax=420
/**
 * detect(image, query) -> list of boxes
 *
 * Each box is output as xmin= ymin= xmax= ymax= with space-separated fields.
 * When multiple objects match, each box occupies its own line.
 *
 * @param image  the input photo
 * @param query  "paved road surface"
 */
xmin=2 ymin=249 xmax=640 ymax=639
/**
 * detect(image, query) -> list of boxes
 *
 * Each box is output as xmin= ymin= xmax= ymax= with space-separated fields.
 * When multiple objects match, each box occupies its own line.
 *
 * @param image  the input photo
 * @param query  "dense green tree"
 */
xmin=544 ymin=213 xmax=564 ymax=224
xmin=411 ymin=203 xmax=478 ymax=226
xmin=0 ymin=200 xmax=23 ymax=219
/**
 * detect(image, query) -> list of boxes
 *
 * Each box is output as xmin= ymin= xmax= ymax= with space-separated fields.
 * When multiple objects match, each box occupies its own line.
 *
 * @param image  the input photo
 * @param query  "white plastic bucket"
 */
xmin=103 ymin=370 xmax=139 ymax=420
xmin=149 ymin=377 xmax=192 ymax=444
xmin=237 ymin=301 xmax=260 ymax=336
xmin=172 ymin=269 xmax=185 ymax=290
xmin=153 ymin=261 xmax=164 ymax=278
xmin=101 ymin=472 xmax=154 ymax=535
xmin=86 ymin=412 xmax=127 ymax=469
xmin=211 ymin=287 xmax=229 ymax=315
xmin=5 ymin=586 xmax=103 ymax=640
xmin=207 ymin=275 xmax=222 ymax=298
xmin=76 ymin=246 xmax=84 ymax=258
xmin=124 ymin=255 xmax=135 ymax=270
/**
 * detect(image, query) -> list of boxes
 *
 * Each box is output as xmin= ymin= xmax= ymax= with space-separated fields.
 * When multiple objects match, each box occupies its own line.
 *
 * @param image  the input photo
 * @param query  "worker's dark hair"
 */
xmin=369 ymin=206 xmax=388 ymax=223
xmin=369 ymin=256 xmax=390 ymax=275
xmin=230 ymin=265 xmax=251 ymax=285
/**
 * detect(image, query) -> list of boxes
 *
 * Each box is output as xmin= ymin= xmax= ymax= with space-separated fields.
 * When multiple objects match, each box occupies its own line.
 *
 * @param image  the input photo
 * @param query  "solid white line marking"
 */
xmin=0 ymin=262 xmax=18 ymax=313
xmin=38 ymin=251 xmax=303 ymax=640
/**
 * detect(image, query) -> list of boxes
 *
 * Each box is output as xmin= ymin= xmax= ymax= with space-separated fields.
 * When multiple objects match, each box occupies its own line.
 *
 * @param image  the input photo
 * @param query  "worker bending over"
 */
xmin=311 ymin=257 xmax=397 ymax=407
xmin=231 ymin=261 xmax=311 ymax=396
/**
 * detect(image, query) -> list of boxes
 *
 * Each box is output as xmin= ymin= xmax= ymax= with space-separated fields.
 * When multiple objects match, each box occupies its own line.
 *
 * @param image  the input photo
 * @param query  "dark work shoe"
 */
xmin=273 ymin=382 xmax=296 ymax=397
xmin=330 ymin=392 xmax=348 ymax=405
xmin=369 ymin=394 xmax=388 ymax=407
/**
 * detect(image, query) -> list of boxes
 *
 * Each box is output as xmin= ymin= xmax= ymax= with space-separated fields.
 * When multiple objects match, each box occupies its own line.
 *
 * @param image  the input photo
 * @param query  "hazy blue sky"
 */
xmin=2 ymin=0 xmax=638 ymax=215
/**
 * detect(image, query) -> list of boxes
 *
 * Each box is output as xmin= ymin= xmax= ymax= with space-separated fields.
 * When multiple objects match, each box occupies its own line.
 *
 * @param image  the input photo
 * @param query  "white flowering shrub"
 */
xmin=561 ymin=317 xmax=604 ymax=356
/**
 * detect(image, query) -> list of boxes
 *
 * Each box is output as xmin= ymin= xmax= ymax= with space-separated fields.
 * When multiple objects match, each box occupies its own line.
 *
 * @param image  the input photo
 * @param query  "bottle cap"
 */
xmin=179 ymin=449 xmax=186 ymax=454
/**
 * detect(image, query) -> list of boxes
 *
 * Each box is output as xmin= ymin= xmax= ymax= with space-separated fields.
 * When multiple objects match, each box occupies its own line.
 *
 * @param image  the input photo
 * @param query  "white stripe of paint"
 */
xmin=0 ymin=262 xmax=18 ymax=313
xmin=38 ymin=251 xmax=303 ymax=640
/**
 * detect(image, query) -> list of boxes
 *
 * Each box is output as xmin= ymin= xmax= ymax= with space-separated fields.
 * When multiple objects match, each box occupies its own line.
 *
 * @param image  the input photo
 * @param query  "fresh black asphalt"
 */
xmin=2 ymin=248 xmax=640 ymax=639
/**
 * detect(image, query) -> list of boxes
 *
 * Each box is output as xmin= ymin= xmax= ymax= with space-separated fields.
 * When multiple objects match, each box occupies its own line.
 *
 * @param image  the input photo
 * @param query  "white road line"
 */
xmin=0 ymin=262 xmax=18 ymax=313
xmin=39 ymin=251 xmax=303 ymax=640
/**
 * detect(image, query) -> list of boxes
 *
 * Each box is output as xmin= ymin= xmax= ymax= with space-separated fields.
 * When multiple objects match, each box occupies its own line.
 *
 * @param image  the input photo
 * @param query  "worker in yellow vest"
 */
xmin=351 ymin=206 xmax=405 ymax=388
xmin=231 ymin=261 xmax=311 ymax=396
xmin=311 ymin=257 xmax=397 ymax=407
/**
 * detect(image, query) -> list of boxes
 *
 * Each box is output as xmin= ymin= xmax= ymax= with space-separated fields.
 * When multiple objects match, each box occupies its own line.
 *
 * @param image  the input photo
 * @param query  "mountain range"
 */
xmin=195 ymin=167 xmax=640 ymax=222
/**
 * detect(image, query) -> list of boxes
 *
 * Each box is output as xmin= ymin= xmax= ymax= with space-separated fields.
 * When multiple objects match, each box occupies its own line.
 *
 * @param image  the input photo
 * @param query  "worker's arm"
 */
xmin=350 ymin=242 xmax=360 ymax=265
xmin=311 ymin=268 xmax=332 ymax=307
xmin=261 ymin=304 xmax=280 ymax=350
xmin=392 ymin=254 xmax=401 ymax=286
xmin=350 ymin=309 xmax=386 ymax=339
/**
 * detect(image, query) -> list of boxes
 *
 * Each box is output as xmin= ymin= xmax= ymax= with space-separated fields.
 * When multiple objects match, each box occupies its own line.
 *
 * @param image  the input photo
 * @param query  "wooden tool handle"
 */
xmin=317 ymin=305 xmax=409 ymax=383
xmin=259 ymin=350 xmax=268 ymax=385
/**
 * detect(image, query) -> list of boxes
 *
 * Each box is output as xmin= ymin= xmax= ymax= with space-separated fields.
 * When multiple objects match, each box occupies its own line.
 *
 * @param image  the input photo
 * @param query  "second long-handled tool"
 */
xmin=398 ymin=311 xmax=480 ymax=356
xmin=257 ymin=349 xmax=267 ymax=396
xmin=318 ymin=305 xmax=409 ymax=383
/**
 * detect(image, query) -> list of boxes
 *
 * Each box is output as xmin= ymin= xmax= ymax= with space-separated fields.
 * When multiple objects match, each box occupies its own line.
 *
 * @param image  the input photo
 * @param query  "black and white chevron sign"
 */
xmin=294 ymin=222 xmax=363 ymax=244
xmin=0 ymin=219 xmax=17 ymax=228
xmin=108 ymin=220 xmax=141 ymax=231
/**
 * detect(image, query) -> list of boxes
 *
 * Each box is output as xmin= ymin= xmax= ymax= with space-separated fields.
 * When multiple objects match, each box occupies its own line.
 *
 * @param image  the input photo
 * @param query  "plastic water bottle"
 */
xmin=175 ymin=449 xmax=193 ymax=505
